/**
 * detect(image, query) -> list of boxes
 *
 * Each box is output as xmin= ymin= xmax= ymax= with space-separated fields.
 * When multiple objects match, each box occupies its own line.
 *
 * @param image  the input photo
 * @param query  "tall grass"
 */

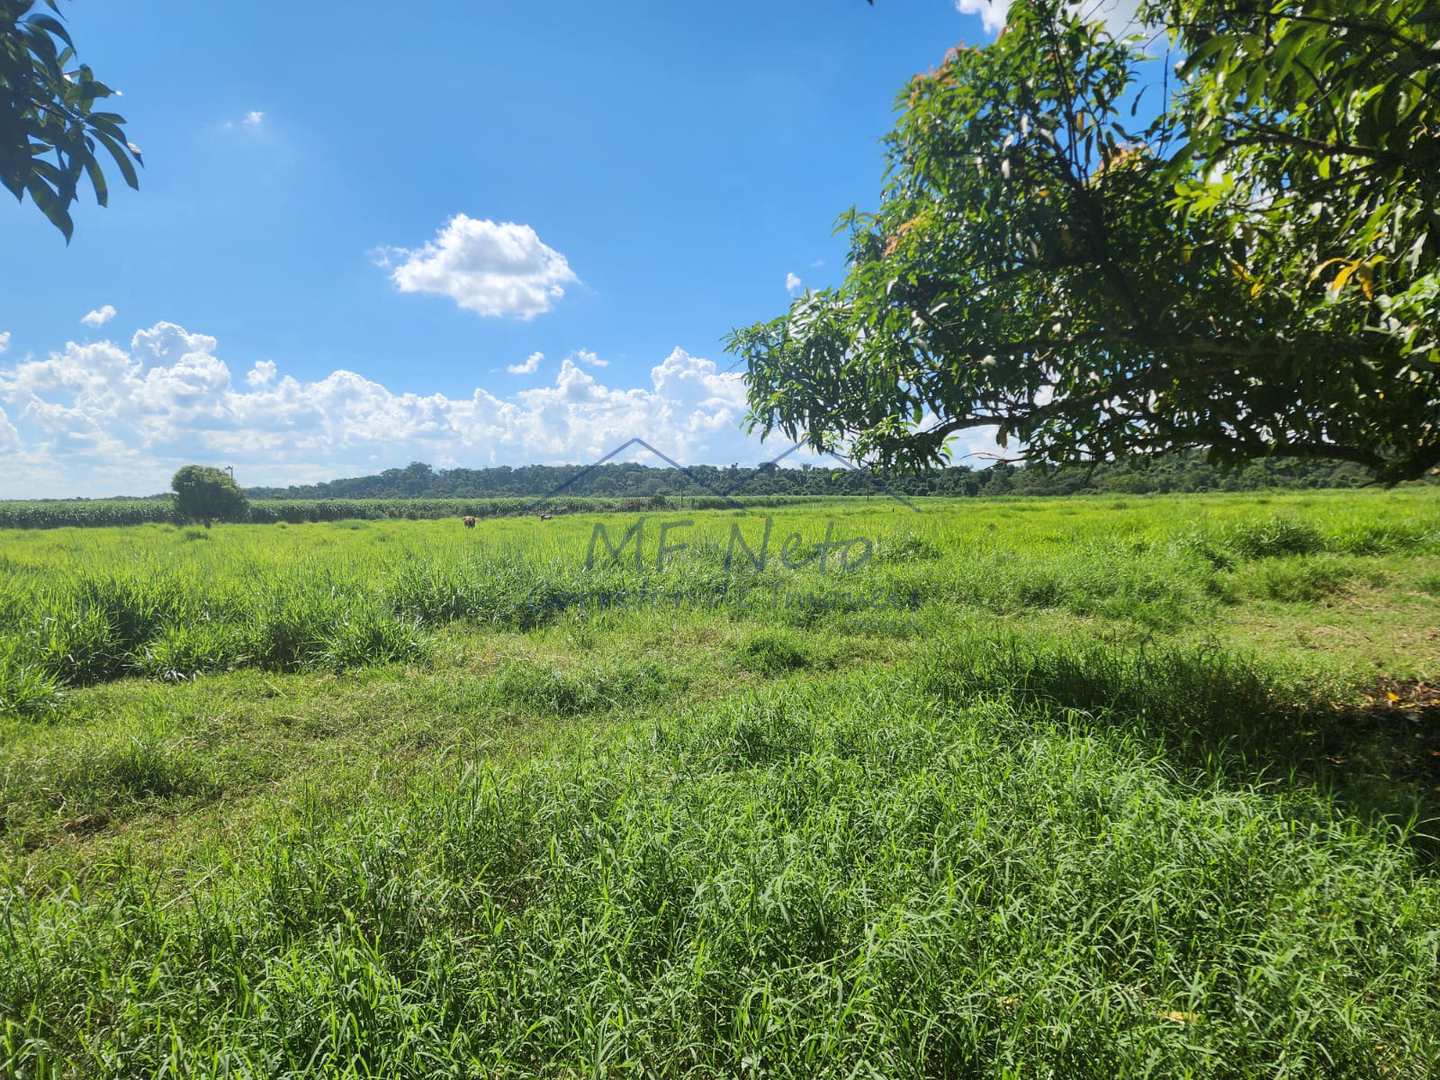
xmin=1 ymin=490 xmax=1438 ymax=1074
xmin=1 ymin=646 xmax=1437 ymax=1076
xmin=1 ymin=492 xmax=1436 ymax=716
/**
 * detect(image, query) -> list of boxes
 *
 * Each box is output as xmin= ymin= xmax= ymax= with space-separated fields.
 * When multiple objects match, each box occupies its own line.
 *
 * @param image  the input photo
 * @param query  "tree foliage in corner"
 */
xmin=1 ymin=0 xmax=142 ymax=240
xmin=728 ymin=0 xmax=1439 ymax=483
xmin=171 ymin=466 xmax=248 ymax=527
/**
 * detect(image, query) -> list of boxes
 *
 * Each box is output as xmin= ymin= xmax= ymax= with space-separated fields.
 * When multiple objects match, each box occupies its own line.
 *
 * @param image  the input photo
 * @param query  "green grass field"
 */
xmin=3 ymin=490 xmax=1439 ymax=1077
xmin=0 ymin=494 xmax=821 ymax=531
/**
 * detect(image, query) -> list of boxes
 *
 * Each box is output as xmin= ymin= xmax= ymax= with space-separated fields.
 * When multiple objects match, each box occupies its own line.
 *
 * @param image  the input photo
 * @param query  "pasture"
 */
xmin=0 ymin=494 xmax=782 ymax=531
xmin=2 ymin=489 xmax=1439 ymax=1076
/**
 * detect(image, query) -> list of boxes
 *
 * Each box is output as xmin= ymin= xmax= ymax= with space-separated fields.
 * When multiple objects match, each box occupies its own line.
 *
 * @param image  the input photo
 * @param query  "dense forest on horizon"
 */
xmin=242 ymin=453 xmax=1395 ymax=502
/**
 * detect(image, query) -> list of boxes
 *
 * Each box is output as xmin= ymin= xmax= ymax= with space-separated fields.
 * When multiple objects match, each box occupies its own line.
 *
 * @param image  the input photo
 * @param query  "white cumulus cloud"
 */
xmin=81 ymin=304 xmax=117 ymax=328
xmin=954 ymin=0 xmax=1009 ymax=33
xmin=0 ymin=322 xmax=807 ymax=498
xmin=506 ymin=351 xmax=544 ymax=375
xmin=379 ymin=215 xmax=579 ymax=320
xmin=0 ymin=407 xmax=17 ymax=453
xmin=0 ymin=331 xmax=10 ymax=354
xmin=223 ymin=111 xmax=264 ymax=130
xmin=955 ymin=0 xmax=1145 ymax=36
xmin=785 ymin=272 xmax=803 ymax=294
xmin=571 ymin=349 xmax=608 ymax=368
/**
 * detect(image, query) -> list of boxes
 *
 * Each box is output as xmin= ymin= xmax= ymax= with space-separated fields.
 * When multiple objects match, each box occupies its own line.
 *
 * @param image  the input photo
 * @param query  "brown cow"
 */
xmin=463 ymin=516 xmax=477 ymax=529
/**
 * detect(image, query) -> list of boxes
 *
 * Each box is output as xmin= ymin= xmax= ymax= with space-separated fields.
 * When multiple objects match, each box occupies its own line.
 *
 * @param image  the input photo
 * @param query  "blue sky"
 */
xmin=0 ymin=0 xmax=1065 ymax=497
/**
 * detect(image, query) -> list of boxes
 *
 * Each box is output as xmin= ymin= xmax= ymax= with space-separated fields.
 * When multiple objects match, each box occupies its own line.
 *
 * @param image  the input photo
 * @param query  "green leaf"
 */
xmin=28 ymin=157 xmax=65 ymax=186
xmin=80 ymin=147 xmax=108 ymax=207
xmin=25 ymin=13 xmax=74 ymax=48
xmin=92 ymin=129 xmax=140 ymax=190
xmin=25 ymin=174 xmax=74 ymax=242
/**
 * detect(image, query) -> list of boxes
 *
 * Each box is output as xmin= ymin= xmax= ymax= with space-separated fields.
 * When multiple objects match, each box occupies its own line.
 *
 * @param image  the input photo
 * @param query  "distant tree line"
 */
xmin=0 ymin=495 xmax=823 ymax=531
xmin=4 ymin=454 xmax=1431 ymax=530
xmin=246 ymin=453 xmax=1405 ymax=502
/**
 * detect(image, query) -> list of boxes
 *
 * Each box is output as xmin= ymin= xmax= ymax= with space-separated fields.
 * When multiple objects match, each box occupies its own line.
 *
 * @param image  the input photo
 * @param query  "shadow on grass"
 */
xmin=919 ymin=632 xmax=1440 ymax=865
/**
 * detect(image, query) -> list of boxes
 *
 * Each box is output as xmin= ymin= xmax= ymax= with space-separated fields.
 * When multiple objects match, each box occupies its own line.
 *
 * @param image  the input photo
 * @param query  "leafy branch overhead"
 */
xmin=1 ymin=0 xmax=142 ymax=240
xmin=729 ymin=0 xmax=1439 ymax=483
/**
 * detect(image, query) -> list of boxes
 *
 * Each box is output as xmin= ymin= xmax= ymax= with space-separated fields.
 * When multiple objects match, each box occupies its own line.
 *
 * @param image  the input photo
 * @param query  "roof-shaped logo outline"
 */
xmin=528 ymin=437 xmax=921 ymax=513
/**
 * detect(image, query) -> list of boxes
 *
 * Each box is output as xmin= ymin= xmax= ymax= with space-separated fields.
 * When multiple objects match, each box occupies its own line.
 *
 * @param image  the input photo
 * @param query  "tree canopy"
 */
xmin=171 ymin=466 xmax=248 ymax=526
xmin=728 ymin=0 xmax=1438 ymax=483
xmin=1 ymin=0 xmax=142 ymax=240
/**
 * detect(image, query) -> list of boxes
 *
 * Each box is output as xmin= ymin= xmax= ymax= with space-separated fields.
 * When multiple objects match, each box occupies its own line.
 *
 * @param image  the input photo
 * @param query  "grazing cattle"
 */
xmin=539 ymin=513 xmax=553 ymax=521
xmin=463 ymin=516 xmax=477 ymax=529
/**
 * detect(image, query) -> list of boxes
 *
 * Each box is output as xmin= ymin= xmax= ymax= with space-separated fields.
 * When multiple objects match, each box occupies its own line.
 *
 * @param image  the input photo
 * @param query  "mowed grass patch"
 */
xmin=0 ymin=608 xmax=883 ymax=865
xmin=0 ymin=644 xmax=690 ymax=861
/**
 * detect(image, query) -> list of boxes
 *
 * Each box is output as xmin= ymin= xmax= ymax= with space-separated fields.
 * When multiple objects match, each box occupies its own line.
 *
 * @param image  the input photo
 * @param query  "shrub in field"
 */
xmin=1014 ymin=574 xmax=1065 ymax=609
xmin=384 ymin=556 xmax=501 ymax=624
xmin=1224 ymin=516 xmax=1327 ymax=559
xmin=171 ymin=465 xmax=249 ymax=526
xmin=768 ymin=580 xmax=892 ymax=629
xmin=386 ymin=555 xmax=676 ymax=631
xmin=873 ymin=532 xmax=942 ymax=564
xmin=0 ymin=643 xmax=62 ymax=719
xmin=986 ymin=634 xmax=1266 ymax=705
xmin=1325 ymin=520 xmax=1438 ymax=556
xmin=246 ymin=588 xmax=335 ymax=672
xmin=1168 ymin=528 xmax=1236 ymax=570
xmin=316 ymin=608 xmax=429 ymax=672
xmin=73 ymin=574 xmax=186 ymax=657
xmin=25 ymin=605 xmax=123 ymax=685
xmin=489 ymin=657 xmax=671 ymax=715
xmin=1245 ymin=556 xmax=1358 ymax=604
xmin=133 ymin=622 xmax=251 ymax=682
xmin=734 ymin=629 xmax=811 ymax=675
xmin=6 ymin=576 xmax=189 ymax=688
